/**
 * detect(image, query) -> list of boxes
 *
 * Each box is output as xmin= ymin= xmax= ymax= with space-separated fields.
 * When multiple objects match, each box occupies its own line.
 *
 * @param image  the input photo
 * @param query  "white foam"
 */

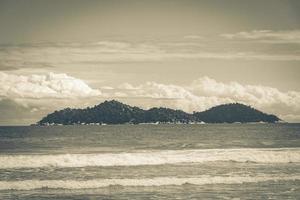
xmin=0 ymin=175 xmax=299 ymax=191
xmin=0 ymin=148 xmax=299 ymax=169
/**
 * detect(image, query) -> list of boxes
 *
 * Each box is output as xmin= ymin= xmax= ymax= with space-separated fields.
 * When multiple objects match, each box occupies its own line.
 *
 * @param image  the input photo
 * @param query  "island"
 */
xmin=36 ymin=100 xmax=280 ymax=125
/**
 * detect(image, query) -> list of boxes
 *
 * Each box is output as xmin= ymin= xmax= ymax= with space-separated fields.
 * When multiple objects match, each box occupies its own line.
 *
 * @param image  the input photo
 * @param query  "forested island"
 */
xmin=37 ymin=100 xmax=280 ymax=125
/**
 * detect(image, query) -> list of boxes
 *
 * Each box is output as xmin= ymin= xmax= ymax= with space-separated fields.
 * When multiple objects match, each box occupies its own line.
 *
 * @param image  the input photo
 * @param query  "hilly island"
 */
xmin=37 ymin=100 xmax=280 ymax=125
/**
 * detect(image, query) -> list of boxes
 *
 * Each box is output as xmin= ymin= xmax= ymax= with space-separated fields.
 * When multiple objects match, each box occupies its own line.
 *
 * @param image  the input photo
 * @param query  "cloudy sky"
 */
xmin=0 ymin=0 xmax=300 ymax=124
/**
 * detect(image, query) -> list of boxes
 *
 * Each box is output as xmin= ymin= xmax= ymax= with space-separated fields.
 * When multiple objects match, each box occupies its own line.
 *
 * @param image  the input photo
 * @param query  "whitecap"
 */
xmin=0 ymin=175 xmax=299 ymax=191
xmin=0 ymin=148 xmax=299 ymax=169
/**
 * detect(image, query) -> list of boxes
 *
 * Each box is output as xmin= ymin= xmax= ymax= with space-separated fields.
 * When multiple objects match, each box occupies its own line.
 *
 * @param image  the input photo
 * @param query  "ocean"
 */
xmin=0 ymin=124 xmax=299 ymax=199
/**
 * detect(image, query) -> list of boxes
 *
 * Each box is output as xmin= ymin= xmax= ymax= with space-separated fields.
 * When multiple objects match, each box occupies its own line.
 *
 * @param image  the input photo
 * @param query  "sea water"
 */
xmin=0 ymin=124 xmax=299 ymax=199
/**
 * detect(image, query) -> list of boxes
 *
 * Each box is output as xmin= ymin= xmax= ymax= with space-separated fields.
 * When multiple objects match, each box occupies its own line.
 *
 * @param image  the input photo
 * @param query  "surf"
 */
xmin=1 ymin=175 xmax=299 ymax=191
xmin=0 ymin=148 xmax=299 ymax=169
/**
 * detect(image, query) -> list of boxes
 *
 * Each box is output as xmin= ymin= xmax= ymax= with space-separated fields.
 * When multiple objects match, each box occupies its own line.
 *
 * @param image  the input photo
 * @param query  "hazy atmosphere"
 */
xmin=1 ymin=0 xmax=300 ymax=124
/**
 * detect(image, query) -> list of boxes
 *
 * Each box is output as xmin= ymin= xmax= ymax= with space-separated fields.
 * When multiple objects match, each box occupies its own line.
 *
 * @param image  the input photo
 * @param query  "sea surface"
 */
xmin=0 ymin=124 xmax=299 ymax=199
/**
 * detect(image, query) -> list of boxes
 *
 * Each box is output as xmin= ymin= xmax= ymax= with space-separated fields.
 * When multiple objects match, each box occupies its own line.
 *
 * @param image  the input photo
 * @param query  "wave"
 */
xmin=1 ymin=175 xmax=299 ymax=191
xmin=0 ymin=148 xmax=299 ymax=169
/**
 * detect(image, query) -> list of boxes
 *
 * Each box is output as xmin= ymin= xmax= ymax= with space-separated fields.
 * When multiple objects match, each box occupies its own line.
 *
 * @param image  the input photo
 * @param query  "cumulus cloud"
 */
xmin=0 ymin=72 xmax=101 ymax=99
xmin=115 ymin=81 xmax=229 ymax=112
xmin=190 ymin=77 xmax=300 ymax=114
xmin=1 ymin=72 xmax=300 ymax=122
xmin=221 ymin=30 xmax=300 ymax=43
xmin=112 ymin=77 xmax=300 ymax=121
xmin=119 ymin=81 xmax=200 ymax=100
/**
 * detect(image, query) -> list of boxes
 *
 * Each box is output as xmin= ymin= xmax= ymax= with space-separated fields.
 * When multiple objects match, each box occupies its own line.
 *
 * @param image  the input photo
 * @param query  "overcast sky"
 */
xmin=0 ymin=0 xmax=300 ymax=124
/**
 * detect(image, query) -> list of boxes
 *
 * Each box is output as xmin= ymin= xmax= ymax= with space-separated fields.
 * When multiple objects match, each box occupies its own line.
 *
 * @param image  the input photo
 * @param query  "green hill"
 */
xmin=193 ymin=103 xmax=279 ymax=123
xmin=37 ymin=100 xmax=280 ymax=125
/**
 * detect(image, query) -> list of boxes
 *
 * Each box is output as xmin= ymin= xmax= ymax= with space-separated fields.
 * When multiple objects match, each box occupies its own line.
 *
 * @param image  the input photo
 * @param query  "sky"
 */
xmin=0 ymin=0 xmax=300 ymax=124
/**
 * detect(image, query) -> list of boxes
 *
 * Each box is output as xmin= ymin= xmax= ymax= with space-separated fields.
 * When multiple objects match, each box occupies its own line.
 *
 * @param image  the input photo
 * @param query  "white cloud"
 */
xmin=132 ymin=82 xmax=198 ymax=99
xmin=1 ymin=40 xmax=300 ymax=72
xmin=190 ymin=77 xmax=300 ymax=115
xmin=0 ymin=72 xmax=101 ymax=99
xmin=221 ymin=30 xmax=300 ymax=43
xmin=161 ymin=52 xmax=300 ymax=61
xmin=1 ymin=72 xmax=300 ymax=122
xmin=100 ymin=86 xmax=114 ymax=90
xmin=118 ymin=83 xmax=139 ymax=90
xmin=115 ymin=81 xmax=231 ymax=112
xmin=112 ymin=77 xmax=300 ymax=122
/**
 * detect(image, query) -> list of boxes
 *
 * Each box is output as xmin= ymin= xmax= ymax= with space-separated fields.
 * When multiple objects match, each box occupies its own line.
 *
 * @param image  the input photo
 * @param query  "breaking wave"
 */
xmin=1 ymin=175 xmax=299 ymax=191
xmin=0 ymin=148 xmax=299 ymax=169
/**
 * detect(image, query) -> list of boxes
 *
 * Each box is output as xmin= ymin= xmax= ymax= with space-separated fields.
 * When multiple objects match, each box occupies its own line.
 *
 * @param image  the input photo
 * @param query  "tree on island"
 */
xmin=37 ymin=100 xmax=280 ymax=125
